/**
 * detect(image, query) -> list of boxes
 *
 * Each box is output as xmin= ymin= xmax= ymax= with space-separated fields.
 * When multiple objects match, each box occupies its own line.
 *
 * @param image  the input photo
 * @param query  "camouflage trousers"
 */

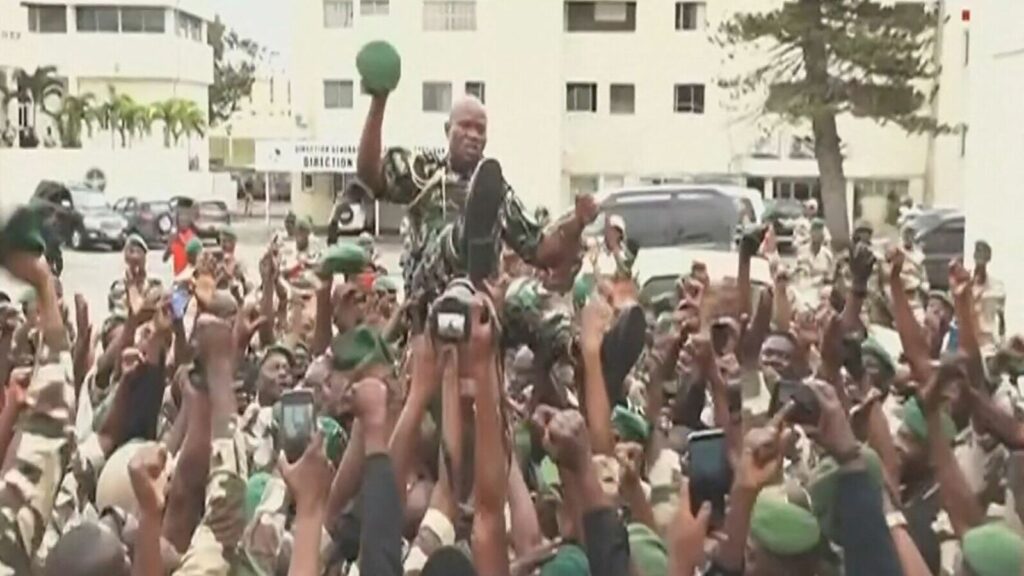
xmin=402 ymin=223 xmax=464 ymax=328
xmin=503 ymin=276 xmax=577 ymax=402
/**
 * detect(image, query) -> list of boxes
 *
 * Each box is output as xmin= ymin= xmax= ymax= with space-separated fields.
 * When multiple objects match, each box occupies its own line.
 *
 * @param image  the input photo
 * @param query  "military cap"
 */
xmin=124 ymin=233 xmax=148 ymax=253
xmin=750 ymin=491 xmax=822 ymax=556
xmin=962 ymin=522 xmax=1024 ymax=576
xmin=357 ymin=40 xmax=402 ymax=96
xmin=627 ymin=523 xmax=668 ymax=576
xmin=321 ymin=243 xmax=369 ymax=276
xmin=902 ymin=396 xmax=956 ymax=442
xmin=540 ymin=544 xmax=590 ymax=576
xmin=861 ymin=336 xmax=896 ymax=375
xmin=612 ymin=405 xmax=650 ymax=443
xmin=330 ymin=325 xmax=393 ymax=372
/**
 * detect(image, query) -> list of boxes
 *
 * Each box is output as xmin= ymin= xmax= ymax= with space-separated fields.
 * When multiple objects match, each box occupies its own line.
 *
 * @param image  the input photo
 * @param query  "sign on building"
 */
xmin=254 ymin=140 xmax=446 ymax=173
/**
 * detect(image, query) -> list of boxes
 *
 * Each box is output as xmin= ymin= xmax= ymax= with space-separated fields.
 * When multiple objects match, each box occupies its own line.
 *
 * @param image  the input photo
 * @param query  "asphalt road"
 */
xmin=0 ymin=221 xmax=404 ymax=325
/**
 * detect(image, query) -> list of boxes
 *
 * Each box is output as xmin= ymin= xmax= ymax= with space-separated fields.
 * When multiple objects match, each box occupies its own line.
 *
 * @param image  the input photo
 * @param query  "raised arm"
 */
xmin=887 ymin=248 xmax=933 ymax=383
xmin=580 ymin=297 xmax=615 ymax=456
xmin=357 ymin=95 xmax=388 ymax=195
xmin=387 ymin=336 xmax=442 ymax=505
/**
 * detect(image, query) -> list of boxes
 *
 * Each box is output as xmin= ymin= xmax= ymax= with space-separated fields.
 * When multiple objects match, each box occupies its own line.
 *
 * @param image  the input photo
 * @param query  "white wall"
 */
xmin=0 ymin=148 xmax=234 ymax=212
xmin=962 ymin=0 xmax=1024 ymax=333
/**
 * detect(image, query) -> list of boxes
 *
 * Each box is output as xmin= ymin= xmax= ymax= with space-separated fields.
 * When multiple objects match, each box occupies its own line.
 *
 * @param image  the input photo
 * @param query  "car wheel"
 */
xmin=69 ymin=228 xmax=85 ymax=251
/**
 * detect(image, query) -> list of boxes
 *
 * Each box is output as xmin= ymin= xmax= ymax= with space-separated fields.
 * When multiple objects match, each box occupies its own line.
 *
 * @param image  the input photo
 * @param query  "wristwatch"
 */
xmin=886 ymin=510 xmax=908 ymax=529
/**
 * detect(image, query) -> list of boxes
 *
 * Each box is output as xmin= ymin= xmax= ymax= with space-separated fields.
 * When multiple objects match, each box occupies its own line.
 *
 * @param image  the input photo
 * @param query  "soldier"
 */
xmin=795 ymin=218 xmax=833 ymax=289
xmin=107 ymin=234 xmax=162 ymax=316
xmin=355 ymin=91 xmax=597 ymax=327
xmin=972 ymin=240 xmax=1006 ymax=352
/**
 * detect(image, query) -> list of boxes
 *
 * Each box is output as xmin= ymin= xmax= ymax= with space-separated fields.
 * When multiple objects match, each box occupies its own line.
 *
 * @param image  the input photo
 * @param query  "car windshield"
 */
xmin=144 ymin=202 xmax=170 ymax=213
xmin=200 ymin=202 xmax=227 ymax=216
xmin=592 ymin=191 xmax=737 ymax=249
xmin=70 ymin=189 xmax=109 ymax=210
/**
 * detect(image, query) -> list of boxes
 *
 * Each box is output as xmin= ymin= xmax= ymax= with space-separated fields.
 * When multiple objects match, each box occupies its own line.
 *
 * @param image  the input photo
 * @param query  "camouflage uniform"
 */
xmin=502 ymin=276 xmax=576 ymax=400
xmin=373 ymin=149 xmax=544 ymax=318
xmin=0 ymin=345 xmax=74 ymax=575
xmin=107 ymin=275 xmax=163 ymax=315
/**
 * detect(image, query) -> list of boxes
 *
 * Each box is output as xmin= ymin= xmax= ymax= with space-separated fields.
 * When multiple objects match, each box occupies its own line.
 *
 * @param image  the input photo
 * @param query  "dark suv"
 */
xmin=113 ymin=197 xmax=174 ymax=247
xmin=32 ymin=181 xmax=127 ymax=251
xmin=909 ymin=208 xmax=964 ymax=291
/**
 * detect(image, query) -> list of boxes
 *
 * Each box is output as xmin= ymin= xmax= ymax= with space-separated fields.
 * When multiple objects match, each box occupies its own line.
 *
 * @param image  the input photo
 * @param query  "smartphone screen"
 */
xmin=280 ymin=390 xmax=315 ymax=462
xmin=688 ymin=429 xmax=731 ymax=526
xmin=170 ymin=286 xmax=191 ymax=320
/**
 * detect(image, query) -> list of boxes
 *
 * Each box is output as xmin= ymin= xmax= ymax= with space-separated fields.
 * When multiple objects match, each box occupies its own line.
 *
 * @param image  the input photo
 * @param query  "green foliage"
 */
xmin=719 ymin=0 xmax=948 ymax=135
xmin=208 ymin=16 xmax=260 ymax=126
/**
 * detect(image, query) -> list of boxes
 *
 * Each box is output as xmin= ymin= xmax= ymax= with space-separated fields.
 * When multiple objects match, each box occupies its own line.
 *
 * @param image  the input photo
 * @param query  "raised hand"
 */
xmin=580 ymin=293 xmax=613 ymax=355
xmin=1 ymin=251 xmax=51 ymax=290
xmin=885 ymin=245 xmax=905 ymax=279
xmin=574 ymin=193 xmax=600 ymax=227
xmin=278 ymin=433 xmax=334 ymax=513
xmin=850 ymin=243 xmax=877 ymax=289
xmin=534 ymin=406 xmax=592 ymax=474
xmin=128 ymin=443 xmax=169 ymax=517
xmin=804 ymin=380 xmax=859 ymax=461
xmin=949 ymin=258 xmax=972 ymax=298
xmin=669 ymin=478 xmax=712 ymax=573
xmin=734 ymin=425 xmax=787 ymax=491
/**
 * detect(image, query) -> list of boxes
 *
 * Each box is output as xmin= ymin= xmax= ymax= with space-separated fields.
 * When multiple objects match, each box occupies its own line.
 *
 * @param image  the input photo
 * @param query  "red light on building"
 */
xmin=962 ymin=8 xmax=971 ymax=22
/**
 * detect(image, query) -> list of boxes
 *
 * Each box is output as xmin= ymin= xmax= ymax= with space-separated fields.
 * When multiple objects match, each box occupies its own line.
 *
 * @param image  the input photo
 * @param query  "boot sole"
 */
xmin=465 ymin=158 xmax=506 ymax=282
xmin=601 ymin=304 xmax=648 ymax=406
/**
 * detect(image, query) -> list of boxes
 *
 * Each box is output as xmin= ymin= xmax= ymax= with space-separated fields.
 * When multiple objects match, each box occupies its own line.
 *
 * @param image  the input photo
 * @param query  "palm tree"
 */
xmin=54 ymin=92 xmax=97 ymax=148
xmin=174 ymin=100 xmax=206 ymax=144
xmin=13 ymin=66 xmax=64 ymax=145
xmin=121 ymin=100 xmax=153 ymax=146
xmin=149 ymin=98 xmax=180 ymax=148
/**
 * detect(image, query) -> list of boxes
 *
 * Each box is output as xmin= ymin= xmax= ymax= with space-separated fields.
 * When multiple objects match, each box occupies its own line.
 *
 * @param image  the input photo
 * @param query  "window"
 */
xmin=423 ymin=82 xmax=453 ymax=112
xmin=565 ymin=2 xmax=636 ymax=32
xmin=76 ymin=6 xmax=119 ymax=32
xmin=570 ymin=175 xmax=600 ymax=198
xmin=960 ymin=126 xmax=968 ymax=157
xmin=674 ymin=2 xmax=706 ymax=31
xmin=324 ymin=0 xmax=354 ymax=28
xmin=674 ymin=84 xmax=705 ymax=113
xmin=609 ymin=84 xmax=634 ymax=114
xmin=465 ymin=81 xmax=485 ymax=103
xmin=121 ymin=7 xmax=165 ymax=33
xmin=324 ymin=80 xmax=354 ymax=109
xmin=423 ymin=0 xmax=476 ymax=31
xmin=176 ymin=11 xmax=202 ymax=40
xmin=963 ymin=29 xmax=970 ymax=66
xmin=27 ymin=5 xmax=67 ymax=33
xmin=567 ymin=83 xmax=597 ymax=112
xmin=361 ymin=0 xmax=389 ymax=15
xmin=852 ymin=179 xmax=910 ymax=229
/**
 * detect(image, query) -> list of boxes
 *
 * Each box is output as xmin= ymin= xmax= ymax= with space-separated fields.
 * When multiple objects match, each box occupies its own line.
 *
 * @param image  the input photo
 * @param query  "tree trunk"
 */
xmin=798 ymin=0 xmax=850 ymax=247
xmin=812 ymin=113 xmax=850 ymax=246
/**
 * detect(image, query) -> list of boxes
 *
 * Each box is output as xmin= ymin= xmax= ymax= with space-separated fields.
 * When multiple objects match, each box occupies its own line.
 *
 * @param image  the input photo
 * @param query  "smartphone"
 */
xmin=170 ymin=285 xmax=191 ymax=320
xmin=775 ymin=380 xmax=821 ymax=426
xmin=279 ymin=389 xmax=315 ymax=463
xmin=687 ymin=429 xmax=732 ymax=526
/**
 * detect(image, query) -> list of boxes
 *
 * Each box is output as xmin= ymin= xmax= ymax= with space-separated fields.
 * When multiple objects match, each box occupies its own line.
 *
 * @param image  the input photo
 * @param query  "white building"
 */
xmin=0 ymin=0 xmax=229 ymax=209
xmin=962 ymin=0 xmax=1024 ymax=332
xmin=285 ymin=0 xmax=971 ymax=230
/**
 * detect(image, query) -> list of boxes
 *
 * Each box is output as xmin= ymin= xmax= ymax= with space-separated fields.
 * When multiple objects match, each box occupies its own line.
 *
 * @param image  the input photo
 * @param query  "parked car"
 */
xmin=32 ymin=181 xmax=126 ymax=251
xmin=636 ymin=246 xmax=772 ymax=304
xmin=168 ymin=197 xmax=232 ymax=241
xmin=590 ymin=185 xmax=743 ymax=250
xmin=329 ymin=198 xmax=374 ymax=240
xmin=113 ymin=197 xmax=174 ymax=247
xmin=909 ymin=208 xmax=964 ymax=291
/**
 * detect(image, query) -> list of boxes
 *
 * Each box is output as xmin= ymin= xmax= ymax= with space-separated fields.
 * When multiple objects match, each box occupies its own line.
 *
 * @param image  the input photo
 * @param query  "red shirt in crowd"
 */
xmin=169 ymin=227 xmax=197 ymax=275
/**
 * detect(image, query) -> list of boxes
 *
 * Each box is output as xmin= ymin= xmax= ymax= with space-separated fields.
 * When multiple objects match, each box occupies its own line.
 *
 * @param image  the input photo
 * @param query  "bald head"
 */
xmin=446 ymin=96 xmax=488 ymax=175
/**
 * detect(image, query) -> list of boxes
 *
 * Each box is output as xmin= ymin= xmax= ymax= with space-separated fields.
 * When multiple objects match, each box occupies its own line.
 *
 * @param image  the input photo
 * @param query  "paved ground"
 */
xmin=0 ymin=216 xmax=404 ymax=325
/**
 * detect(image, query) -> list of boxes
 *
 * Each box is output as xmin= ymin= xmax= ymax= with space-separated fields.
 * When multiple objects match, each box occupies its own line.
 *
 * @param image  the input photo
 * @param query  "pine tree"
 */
xmin=720 ymin=0 xmax=949 ymax=243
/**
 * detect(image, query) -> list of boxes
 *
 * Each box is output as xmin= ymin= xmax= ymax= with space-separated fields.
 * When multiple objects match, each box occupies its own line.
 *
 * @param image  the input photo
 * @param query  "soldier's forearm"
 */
xmin=357 ymin=96 xmax=388 ymax=195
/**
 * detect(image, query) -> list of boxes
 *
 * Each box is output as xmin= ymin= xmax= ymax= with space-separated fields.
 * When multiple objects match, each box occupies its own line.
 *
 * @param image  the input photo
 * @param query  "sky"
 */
xmin=209 ymin=0 xmax=291 ymax=59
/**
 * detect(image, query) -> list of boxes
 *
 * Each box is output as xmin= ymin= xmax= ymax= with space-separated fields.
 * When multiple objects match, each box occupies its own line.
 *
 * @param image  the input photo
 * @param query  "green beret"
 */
xmin=321 ymin=243 xmax=369 ymax=276
xmin=627 ymin=523 xmax=668 ymax=576
xmin=124 ymin=233 xmax=148 ymax=253
xmin=612 ymin=405 xmax=650 ymax=443
xmin=295 ymin=216 xmax=313 ymax=232
xmin=330 ymin=325 xmax=393 ymax=372
xmin=573 ymin=274 xmax=596 ymax=309
xmin=373 ymin=275 xmax=399 ymax=293
xmin=261 ymin=344 xmax=295 ymax=368
xmin=750 ymin=492 xmax=821 ymax=556
xmin=357 ymin=40 xmax=402 ymax=96
xmin=962 ymin=523 xmax=1024 ymax=576
xmin=861 ymin=337 xmax=896 ymax=375
xmin=318 ymin=416 xmax=348 ymax=463
xmin=811 ymin=218 xmax=826 ymax=230
xmin=0 ymin=204 xmax=47 ymax=257
xmin=902 ymin=397 xmax=956 ymax=442
xmin=245 ymin=472 xmax=272 ymax=522
xmin=185 ymin=238 xmax=203 ymax=257
xmin=540 ymin=544 xmax=590 ymax=576
xmin=807 ymin=446 xmax=885 ymax=542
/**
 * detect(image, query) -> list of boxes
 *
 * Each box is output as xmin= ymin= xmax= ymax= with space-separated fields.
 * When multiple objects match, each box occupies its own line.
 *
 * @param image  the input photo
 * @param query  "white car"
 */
xmin=635 ymin=246 xmax=773 ymax=303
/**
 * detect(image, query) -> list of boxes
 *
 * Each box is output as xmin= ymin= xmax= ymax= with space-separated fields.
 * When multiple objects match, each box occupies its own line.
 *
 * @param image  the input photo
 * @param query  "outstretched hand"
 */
xmin=533 ymin=405 xmax=592 ymax=474
xmin=128 ymin=443 xmax=168 ymax=518
xmin=279 ymin=432 xmax=334 ymax=514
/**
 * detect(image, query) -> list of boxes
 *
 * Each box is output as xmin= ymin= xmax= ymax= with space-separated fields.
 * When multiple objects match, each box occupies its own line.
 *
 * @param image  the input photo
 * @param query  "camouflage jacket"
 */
xmin=108 ymin=275 xmax=164 ymax=315
xmin=378 ymin=148 xmax=545 ymax=267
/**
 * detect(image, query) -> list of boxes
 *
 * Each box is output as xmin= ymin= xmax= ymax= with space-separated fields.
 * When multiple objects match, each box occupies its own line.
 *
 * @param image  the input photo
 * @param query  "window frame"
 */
xmin=76 ymin=5 xmax=120 ymax=33
xmin=422 ymin=81 xmax=454 ymax=113
xmin=28 ymin=4 xmax=68 ymax=33
xmin=423 ymin=0 xmax=477 ymax=31
xmin=674 ymin=2 xmax=706 ymax=31
xmin=609 ymin=83 xmax=635 ymax=115
xmin=323 ymin=80 xmax=355 ymax=109
xmin=360 ymin=0 xmax=389 ymax=15
xmin=566 ymin=83 xmax=598 ymax=113
xmin=323 ymin=0 xmax=354 ymax=28
xmin=465 ymin=81 xmax=486 ymax=103
xmin=120 ymin=7 xmax=165 ymax=33
xmin=175 ymin=10 xmax=202 ymax=40
xmin=565 ymin=1 xmax=637 ymax=32
xmin=673 ymin=83 xmax=705 ymax=114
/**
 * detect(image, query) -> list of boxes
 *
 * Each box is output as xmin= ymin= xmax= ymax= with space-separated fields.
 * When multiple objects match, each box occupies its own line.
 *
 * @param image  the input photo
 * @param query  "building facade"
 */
xmin=283 ymin=0 xmax=967 ymax=230
xmin=0 ymin=0 xmax=224 ymax=208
